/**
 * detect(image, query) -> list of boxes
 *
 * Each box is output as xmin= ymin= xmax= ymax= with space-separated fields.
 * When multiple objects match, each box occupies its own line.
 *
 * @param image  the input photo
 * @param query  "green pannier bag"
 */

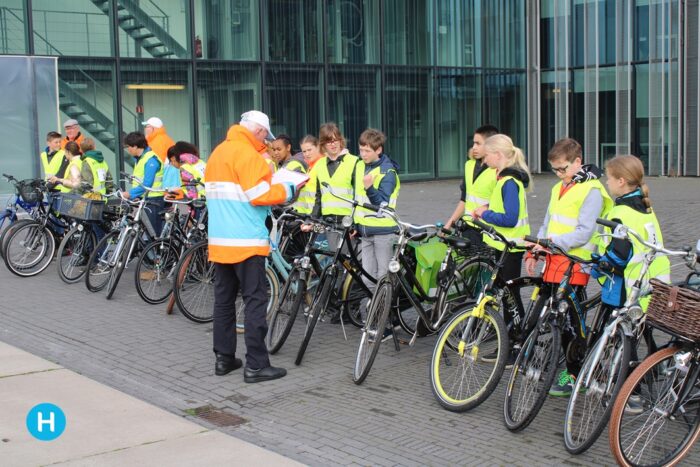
xmin=410 ymin=237 xmax=448 ymax=297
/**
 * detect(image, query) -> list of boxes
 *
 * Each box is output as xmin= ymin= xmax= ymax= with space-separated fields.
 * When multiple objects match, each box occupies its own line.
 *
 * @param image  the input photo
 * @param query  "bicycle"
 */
xmin=135 ymin=191 xmax=207 ymax=305
xmin=55 ymin=189 xmax=122 ymax=284
xmin=84 ymin=174 xmax=162 ymax=299
xmin=503 ymin=235 xmax=604 ymax=432
xmin=3 ymin=183 xmax=68 ymax=277
xmin=352 ymin=208 xmax=485 ymax=384
xmin=607 ymin=230 xmax=700 ymax=466
xmin=0 ymin=173 xmax=43 ymax=259
xmin=563 ymin=217 xmax=686 ymax=454
xmin=266 ymin=207 xmax=373 ymax=358
xmin=430 ymin=218 xmax=549 ymax=411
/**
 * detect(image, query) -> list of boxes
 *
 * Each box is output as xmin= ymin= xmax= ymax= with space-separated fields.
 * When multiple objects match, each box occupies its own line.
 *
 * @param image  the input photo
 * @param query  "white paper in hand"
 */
xmin=272 ymin=168 xmax=310 ymax=190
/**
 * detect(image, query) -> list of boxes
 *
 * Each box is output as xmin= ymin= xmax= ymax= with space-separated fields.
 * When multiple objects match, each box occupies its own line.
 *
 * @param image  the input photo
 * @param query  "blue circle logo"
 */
xmin=26 ymin=403 xmax=66 ymax=441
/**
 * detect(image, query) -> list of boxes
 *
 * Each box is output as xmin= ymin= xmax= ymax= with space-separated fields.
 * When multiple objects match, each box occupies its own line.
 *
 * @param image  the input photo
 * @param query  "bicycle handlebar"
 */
xmin=596 ymin=217 xmax=695 ymax=259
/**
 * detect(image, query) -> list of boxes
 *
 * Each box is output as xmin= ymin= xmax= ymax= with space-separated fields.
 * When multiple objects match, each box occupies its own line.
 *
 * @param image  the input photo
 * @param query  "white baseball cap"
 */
xmin=63 ymin=118 xmax=79 ymax=128
xmin=240 ymin=110 xmax=275 ymax=140
xmin=142 ymin=117 xmax=163 ymax=128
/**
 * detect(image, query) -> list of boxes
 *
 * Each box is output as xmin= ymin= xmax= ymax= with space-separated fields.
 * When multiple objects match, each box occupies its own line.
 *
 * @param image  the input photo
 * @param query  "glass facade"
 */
xmin=2 ymin=0 xmax=696 ymax=186
xmin=536 ymin=0 xmax=690 ymax=176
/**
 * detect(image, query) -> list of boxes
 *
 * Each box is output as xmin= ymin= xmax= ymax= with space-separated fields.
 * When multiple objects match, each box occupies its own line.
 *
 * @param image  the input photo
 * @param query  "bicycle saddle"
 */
xmin=442 ymin=235 xmax=471 ymax=251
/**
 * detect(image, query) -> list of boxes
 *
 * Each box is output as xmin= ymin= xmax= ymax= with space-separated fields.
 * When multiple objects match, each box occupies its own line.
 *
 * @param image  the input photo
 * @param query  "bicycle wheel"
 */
xmin=3 ymin=221 xmax=56 ymax=277
xmin=236 ymin=266 xmax=280 ymax=331
xmin=0 ymin=217 xmax=32 ymax=260
xmin=503 ymin=321 xmax=561 ymax=432
xmin=267 ymin=267 xmax=306 ymax=354
xmin=342 ymin=272 xmax=368 ymax=328
xmin=353 ymin=279 xmax=393 ymax=385
xmin=174 ymin=241 xmax=215 ymax=323
xmin=57 ymin=225 xmax=97 ymax=284
xmin=85 ymin=230 xmax=120 ymax=292
xmin=609 ymin=346 xmax=700 ymax=467
xmin=135 ymin=239 xmax=179 ymax=304
xmin=564 ymin=326 xmax=630 ymax=454
xmin=430 ymin=299 xmax=509 ymax=412
xmin=106 ymin=234 xmax=134 ymax=300
xmin=295 ymin=268 xmax=335 ymax=366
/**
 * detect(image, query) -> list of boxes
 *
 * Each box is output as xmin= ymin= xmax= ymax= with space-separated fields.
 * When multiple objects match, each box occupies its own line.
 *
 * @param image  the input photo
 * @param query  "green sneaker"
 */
xmin=549 ymin=370 xmax=576 ymax=397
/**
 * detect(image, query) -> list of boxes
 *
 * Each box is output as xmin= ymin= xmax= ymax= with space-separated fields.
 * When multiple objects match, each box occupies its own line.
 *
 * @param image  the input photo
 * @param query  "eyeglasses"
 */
xmin=325 ymin=138 xmax=340 ymax=144
xmin=550 ymin=164 xmax=569 ymax=174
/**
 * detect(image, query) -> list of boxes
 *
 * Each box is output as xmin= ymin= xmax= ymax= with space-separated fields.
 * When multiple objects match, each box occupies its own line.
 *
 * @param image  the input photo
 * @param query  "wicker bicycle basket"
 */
xmin=56 ymin=194 xmax=105 ymax=221
xmin=647 ymin=278 xmax=700 ymax=342
xmin=18 ymin=179 xmax=42 ymax=204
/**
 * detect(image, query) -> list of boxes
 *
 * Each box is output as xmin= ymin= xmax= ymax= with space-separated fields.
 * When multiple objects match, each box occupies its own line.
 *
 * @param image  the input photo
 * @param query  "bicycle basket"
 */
xmin=542 ymin=254 xmax=590 ymax=287
xmin=56 ymin=193 xmax=105 ymax=221
xmin=646 ymin=278 xmax=700 ymax=342
xmin=18 ymin=179 xmax=42 ymax=204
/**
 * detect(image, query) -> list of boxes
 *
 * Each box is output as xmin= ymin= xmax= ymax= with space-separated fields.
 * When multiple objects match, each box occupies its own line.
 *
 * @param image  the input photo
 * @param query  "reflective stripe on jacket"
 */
xmin=133 ymin=150 xmax=164 ymax=198
xmin=482 ymin=176 xmax=530 ymax=251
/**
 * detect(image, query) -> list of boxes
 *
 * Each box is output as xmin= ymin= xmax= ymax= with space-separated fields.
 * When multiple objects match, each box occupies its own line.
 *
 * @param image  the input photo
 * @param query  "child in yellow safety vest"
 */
xmin=445 ymin=124 xmax=499 ymax=247
xmin=49 ymin=141 xmax=82 ymax=193
xmin=524 ymin=138 xmax=613 ymax=397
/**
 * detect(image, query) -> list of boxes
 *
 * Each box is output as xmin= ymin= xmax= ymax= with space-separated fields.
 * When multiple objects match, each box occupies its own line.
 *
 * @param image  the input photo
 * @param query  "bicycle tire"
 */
xmin=267 ymin=267 xmax=306 ymax=354
xmin=174 ymin=240 xmax=215 ymax=323
xmin=135 ymin=239 xmax=179 ymax=304
xmin=295 ymin=268 xmax=335 ymax=366
xmin=609 ymin=346 xmax=700 ymax=467
xmin=503 ymin=321 xmax=561 ymax=432
xmin=353 ymin=279 xmax=393 ymax=385
xmin=564 ymin=325 xmax=630 ymax=454
xmin=3 ymin=221 xmax=55 ymax=277
xmin=236 ymin=265 xmax=280 ymax=332
xmin=0 ymin=217 xmax=33 ymax=260
xmin=106 ymin=233 xmax=134 ymax=300
xmin=343 ymin=272 xmax=367 ymax=328
xmin=85 ymin=230 xmax=120 ymax=292
xmin=430 ymin=299 xmax=509 ymax=411
xmin=57 ymin=225 xmax=97 ymax=284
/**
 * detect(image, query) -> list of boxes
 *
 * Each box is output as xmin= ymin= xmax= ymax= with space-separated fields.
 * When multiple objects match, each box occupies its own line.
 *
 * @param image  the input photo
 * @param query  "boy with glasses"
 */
xmin=525 ymin=138 xmax=612 ymax=397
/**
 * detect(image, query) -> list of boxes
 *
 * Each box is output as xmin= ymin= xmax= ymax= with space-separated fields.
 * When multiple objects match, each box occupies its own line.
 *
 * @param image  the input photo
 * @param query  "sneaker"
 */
xmin=480 ymin=349 xmax=499 ymax=363
xmin=549 ymin=370 xmax=576 ymax=397
xmin=139 ymin=270 xmax=157 ymax=281
xmin=624 ymin=395 xmax=644 ymax=414
xmin=480 ymin=349 xmax=517 ymax=367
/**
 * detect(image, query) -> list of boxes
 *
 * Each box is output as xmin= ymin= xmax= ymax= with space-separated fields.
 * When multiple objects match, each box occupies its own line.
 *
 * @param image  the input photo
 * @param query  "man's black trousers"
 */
xmin=213 ymin=255 xmax=270 ymax=370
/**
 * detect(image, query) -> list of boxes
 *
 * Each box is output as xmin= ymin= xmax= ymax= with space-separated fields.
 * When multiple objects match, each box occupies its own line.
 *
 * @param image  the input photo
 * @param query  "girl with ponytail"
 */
xmin=472 ymin=134 xmax=531 ymax=364
xmin=594 ymin=155 xmax=670 ymax=312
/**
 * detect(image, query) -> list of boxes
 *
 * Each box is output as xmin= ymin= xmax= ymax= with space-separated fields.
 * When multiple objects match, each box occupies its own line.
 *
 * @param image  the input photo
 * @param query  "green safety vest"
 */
xmin=463 ymin=159 xmax=497 ymax=220
xmin=132 ymin=150 xmax=163 ymax=198
xmin=308 ymin=154 xmax=359 ymax=216
xmin=57 ymin=158 xmax=83 ymax=193
xmin=40 ymin=149 xmax=65 ymax=178
xmin=83 ymin=157 xmax=110 ymax=195
xmin=284 ymin=159 xmax=307 ymax=174
xmin=481 ymin=176 xmax=530 ymax=251
xmin=546 ymin=180 xmax=613 ymax=260
xmin=598 ymin=204 xmax=670 ymax=308
xmin=353 ymin=162 xmax=400 ymax=228
xmin=180 ymin=160 xmax=206 ymax=197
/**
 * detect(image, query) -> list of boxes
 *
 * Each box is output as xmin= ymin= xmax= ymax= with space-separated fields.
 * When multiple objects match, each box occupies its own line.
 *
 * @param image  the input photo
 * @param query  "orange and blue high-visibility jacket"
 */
xmin=205 ymin=125 xmax=294 ymax=264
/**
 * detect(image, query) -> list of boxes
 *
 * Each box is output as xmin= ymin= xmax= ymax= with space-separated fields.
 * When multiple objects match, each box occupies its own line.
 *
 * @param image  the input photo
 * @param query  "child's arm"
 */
xmin=480 ymin=180 xmax=519 ymax=227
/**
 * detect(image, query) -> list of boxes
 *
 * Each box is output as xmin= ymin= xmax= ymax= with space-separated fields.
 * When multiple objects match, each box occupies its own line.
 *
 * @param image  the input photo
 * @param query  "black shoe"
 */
xmin=215 ymin=354 xmax=243 ymax=376
xmin=244 ymin=366 xmax=287 ymax=383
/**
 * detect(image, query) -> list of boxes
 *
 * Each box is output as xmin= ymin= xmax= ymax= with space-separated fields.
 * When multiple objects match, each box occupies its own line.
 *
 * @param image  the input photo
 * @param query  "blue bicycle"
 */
xmin=0 ymin=173 xmax=44 ymax=258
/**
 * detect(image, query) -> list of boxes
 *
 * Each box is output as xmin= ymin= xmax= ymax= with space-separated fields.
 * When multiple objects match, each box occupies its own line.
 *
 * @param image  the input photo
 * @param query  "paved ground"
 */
xmin=1 ymin=175 xmax=699 ymax=466
xmin=0 ymin=342 xmax=300 ymax=466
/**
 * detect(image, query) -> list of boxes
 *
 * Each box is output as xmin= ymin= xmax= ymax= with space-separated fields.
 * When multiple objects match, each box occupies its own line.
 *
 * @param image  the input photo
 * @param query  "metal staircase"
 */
xmin=90 ymin=0 xmax=187 ymax=58
xmin=58 ymin=78 xmax=118 ymax=152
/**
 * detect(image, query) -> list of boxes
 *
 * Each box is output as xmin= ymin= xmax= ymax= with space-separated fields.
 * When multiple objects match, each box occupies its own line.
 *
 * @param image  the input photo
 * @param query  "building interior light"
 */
xmin=125 ymin=84 xmax=185 ymax=90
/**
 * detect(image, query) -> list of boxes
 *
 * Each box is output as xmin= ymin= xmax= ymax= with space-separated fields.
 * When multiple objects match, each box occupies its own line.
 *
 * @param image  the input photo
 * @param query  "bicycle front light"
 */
xmin=342 ymin=216 xmax=353 ymax=228
xmin=627 ymin=304 xmax=644 ymax=321
xmin=164 ymin=211 xmax=174 ymax=222
xmin=388 ymin=260 xmax=401 ymax=273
